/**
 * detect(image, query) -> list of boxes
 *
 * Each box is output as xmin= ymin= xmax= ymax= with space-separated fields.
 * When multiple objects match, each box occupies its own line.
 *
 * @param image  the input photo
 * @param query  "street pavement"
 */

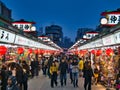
xmin=28 ymin=72 xmax=115 ymax=90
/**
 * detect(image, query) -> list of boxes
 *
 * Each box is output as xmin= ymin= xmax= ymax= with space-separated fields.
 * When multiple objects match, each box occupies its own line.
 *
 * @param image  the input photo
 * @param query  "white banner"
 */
xmin=95 ymin=39 xmax=103 ymax=47
xmin=114 ymin=31 xmax=120 ymax=44
xmin=0 ymin=29 xmax=15 ymax=43
xmin=102 ymin=34 xmax=116 ymax=46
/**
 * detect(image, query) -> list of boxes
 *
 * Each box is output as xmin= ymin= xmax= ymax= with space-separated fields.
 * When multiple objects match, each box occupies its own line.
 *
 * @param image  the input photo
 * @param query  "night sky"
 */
xmin=1 ymin=0 xmax=120 ymax=42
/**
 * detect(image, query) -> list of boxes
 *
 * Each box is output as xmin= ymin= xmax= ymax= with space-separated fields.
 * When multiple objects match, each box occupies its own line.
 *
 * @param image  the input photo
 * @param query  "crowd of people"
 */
xmin=0 ymin=56 xmax=39 ymax=90
xmin=41 ymin=54 xmax=95 ymax=89
xmin=0 ymin=53 xmax=120 ymax=90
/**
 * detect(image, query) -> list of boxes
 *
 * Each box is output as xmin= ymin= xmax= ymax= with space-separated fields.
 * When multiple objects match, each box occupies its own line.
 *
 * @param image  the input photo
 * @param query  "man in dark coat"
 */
xmin=59 ymin=58 xmax=68 ymax=86
xmin=83 ymin=60 xmax=94 ymax=90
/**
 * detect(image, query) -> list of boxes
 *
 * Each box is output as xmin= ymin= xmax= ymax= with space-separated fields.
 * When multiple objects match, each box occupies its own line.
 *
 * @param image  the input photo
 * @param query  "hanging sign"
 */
xmin=102 ymin=34 xmax=116 ymax=46
xmin=0 ymin=29 xmax=15 ymax=43
xmin=114 ymin=31 xmax=120 ymax=44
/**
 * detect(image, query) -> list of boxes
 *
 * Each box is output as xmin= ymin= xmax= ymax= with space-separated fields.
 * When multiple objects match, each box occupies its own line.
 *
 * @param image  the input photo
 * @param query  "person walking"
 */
xmin=59 ymin=57 xmax=68 ymax=87
xmin=50 ymin=61 xmax=58 ymax=88
xmin=69 ymin=59 xmax=73 ymax=84
xmin=78 ymin=58 xmax=84 ymax=77
xmin=83 ymin=60 xmax=94 ymax=90
xmin=71 ymin=59 xmax=79 ymax=87
xmin=21 ymin=61 xmax=30 ymax=90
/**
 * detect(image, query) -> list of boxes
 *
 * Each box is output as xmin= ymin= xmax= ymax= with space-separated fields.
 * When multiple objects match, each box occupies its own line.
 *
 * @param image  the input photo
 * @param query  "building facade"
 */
xmin=0 ymin=1 xmax=11 ymax=20
xmin=75 ymin=28 xmax=95 ymax=41
xmin=0 ymin=1 xmax=12 ymax=28
xmin=63 ymin=36 xmax=74 ymax=48
xmin=45 ymin=25 xmax=63 ymax=47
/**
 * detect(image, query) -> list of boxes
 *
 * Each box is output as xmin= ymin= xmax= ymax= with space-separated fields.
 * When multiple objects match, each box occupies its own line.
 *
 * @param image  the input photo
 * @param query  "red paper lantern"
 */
xmin=106 ymin=48 xmax=113 ymax=56
xmin=17 ymin=47 xmax=24 ymax=54
xmin=28 ymin=48 xmax=33 ymax=54
xmin=91 ymin=50 xmax=96 ymax=54
xmin=96 ymin=49 xmax=102 ymax=56
xmin=34 ymin=49 xmax=38 ymax=54
xmin=0 ymin=46 xmax=7 ymax=55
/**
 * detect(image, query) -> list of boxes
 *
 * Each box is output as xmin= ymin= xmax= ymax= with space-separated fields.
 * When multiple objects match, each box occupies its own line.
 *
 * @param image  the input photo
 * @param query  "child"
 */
xmin=6 ymin=75 xmax=19 ymax=90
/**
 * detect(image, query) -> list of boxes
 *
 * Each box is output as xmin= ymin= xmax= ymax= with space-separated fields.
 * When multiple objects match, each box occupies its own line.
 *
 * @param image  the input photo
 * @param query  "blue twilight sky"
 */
xmin=1 ymin=0 xmax=120 ymax=42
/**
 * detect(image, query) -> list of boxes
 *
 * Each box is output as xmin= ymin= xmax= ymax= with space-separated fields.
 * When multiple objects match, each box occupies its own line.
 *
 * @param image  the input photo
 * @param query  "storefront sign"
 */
xmin=102 ymin=34 xmax=116 ymax=46
xmin=0 ymin=29 xmax=15 ymax=43
xmin=94 ymin=39 xmax=103 ymax=47
xmin=14 ymin=35 xmax=30 ymax=46
xmin=114 ymin=31 xmax=120 ymax=44
xmin=101 ymin=12 xmax=120 ymax=26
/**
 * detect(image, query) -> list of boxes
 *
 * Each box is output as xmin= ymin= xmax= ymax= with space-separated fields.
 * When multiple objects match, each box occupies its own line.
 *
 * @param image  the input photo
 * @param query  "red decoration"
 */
xmin=0 ymin=46 xmax=7 ymax=55
xmin=91 ymin=50 xmax=96 ymax=54
xmin=34 ymin=49 xmax=38 ymax=54
xmin=106 ymin=48 xmax=113 ymax=56
xmin=79 ymin=50 xmax=87 ymax=56
xmin=17 ymin=47 xmax=24 ymax=54
xmin=96 ymin=49 xmax=102 ymax=56
xmin=28 ymin=48 xmax=33 ymax=54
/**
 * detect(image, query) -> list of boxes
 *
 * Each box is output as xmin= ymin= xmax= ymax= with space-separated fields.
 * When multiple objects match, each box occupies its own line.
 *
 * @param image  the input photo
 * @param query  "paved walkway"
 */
xmin=28 ymin=72 xmax=115 ymax=90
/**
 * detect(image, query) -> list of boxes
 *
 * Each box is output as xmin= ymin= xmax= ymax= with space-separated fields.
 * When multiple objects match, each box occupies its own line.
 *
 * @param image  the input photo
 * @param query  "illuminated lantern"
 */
xmin=79 ymin=50 xmax=84 ymax=56
xmin=96 ymin=49 xmax=102 ymax=56
xmin=106 ymin=48 xmax=113 ymax=56
xmin=17 ymin=47 xmax=24 ymax=54
xmin=0 ymin=46 xmax=7 ymax=55
xmin=91 ymin=50 xmax=96 ymax=54
xmin=34 ymin=49 xmax=38 ymax=54
xmin=39 ymin=49 xmax=43 ymax=54
xmin=28 ymin=48 xmax=33 ymax=54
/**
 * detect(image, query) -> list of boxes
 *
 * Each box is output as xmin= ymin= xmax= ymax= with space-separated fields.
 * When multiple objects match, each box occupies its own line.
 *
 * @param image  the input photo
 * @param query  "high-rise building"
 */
xmin=45 ymin=25 xmax=63 ymax=47
xmin=0 ymin=1 xmax=11 ymax=20
xmin=0 ymin=1 xmax=12 ymax=27
xmin=75 ymin=28 xmax=95 ymax=41
xmin=63 ymin=36 xmax=74 ymax=48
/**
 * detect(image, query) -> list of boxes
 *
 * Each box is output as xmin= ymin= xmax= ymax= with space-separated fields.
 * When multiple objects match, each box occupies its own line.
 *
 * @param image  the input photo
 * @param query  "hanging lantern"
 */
xmin=91 ymin=50 xmax=96 ymax=54
xmin=28 ymin=48 xmax=33 ymax=54
xmin=79 ymin=50 xmax=84 ymax=56
xmin=96 ymin=49 xmax=102 ymax=56
xmin=39 ymin=49 xmax=43 ymax=54
xmin=34 ymin=49 xmax=38 ymax=54
xmin=17 ymin=47 xmax=24 ymax=54
xmin=106 ymin=48 xmax=113 ymax=56
xmin=0 ymin=46 xmax=7 ymax=55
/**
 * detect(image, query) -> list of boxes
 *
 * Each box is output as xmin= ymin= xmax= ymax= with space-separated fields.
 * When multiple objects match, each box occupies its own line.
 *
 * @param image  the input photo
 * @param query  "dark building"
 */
xmin=0 ymin=1 xmax=12 ymax=28
xmin=75 ymin=28 xmax=95 ymax=41
xmin=0 ymin=1 xmax=11 ymax=20
xmin=63 ymin=36 xmax=74 ymax=49
xmin=45 ymin=25 xmax=63 ymax=47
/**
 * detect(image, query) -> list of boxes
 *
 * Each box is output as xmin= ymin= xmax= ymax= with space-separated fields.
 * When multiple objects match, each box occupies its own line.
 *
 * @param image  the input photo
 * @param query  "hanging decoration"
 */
xmin=28 ymin=48 xmax=33 ymax=54
xmin=0 ymin=46 xmax=7 ymax=55
xmin=91 ymin=49 xmax=96 ymax=55
xmin=106 ymin=48 xmax=114 ymax=56
xmin=17 ymin=47 xmax=24 ymax=54
xmin=96 ymin=49 xmax=102 ymax=56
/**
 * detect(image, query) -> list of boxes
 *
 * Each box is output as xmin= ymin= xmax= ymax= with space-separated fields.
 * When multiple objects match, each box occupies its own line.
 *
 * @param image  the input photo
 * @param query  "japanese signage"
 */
xmin=102 ymin=34 xmax=116 ymax=46
xmin=94 ymin=39 xmax=103 ymax=47
xmin=101 ymin=12 xmax=120 ymax=26
xmin=107 ymin=14 xmax=120 ymax=25
xmin=114 ymin=31 xmax=120 ymax=44
xmin=0 ymin=29 xmax=15 ymax=43
xmin=12 ymin=23 xmax=32 ymax=31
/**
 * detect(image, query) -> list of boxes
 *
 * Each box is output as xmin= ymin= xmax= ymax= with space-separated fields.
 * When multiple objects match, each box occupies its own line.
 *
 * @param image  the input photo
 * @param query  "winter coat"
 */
xmin=6 ymin=76 xmax=19 ymax=90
